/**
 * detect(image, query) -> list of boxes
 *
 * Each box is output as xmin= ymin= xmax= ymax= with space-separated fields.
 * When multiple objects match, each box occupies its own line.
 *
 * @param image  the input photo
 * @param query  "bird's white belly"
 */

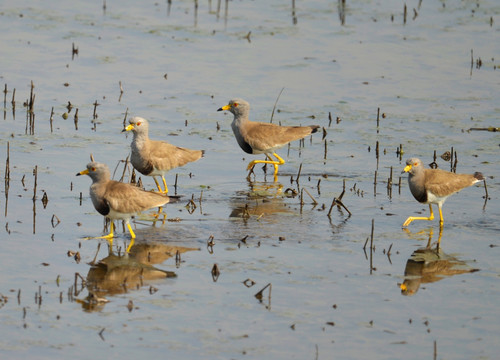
xmin=147 ymin=168 xmax=166 ymax=176
xmin=107 ymin=208 xmax=134 ymax=221
xmin=252 ymin=144 xmax=285 ymax=154
xmin=426 ymin=191 xmax=448 ymax=205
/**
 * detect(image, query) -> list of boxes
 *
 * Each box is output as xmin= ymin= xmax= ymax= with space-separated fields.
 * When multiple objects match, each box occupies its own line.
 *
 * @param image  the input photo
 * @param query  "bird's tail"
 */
xmin=473 ymin=172 xmax=485 ymax=182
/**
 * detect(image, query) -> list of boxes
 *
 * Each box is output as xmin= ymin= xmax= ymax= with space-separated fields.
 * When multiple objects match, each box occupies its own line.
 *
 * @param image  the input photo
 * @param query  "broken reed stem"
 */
xmin=270 ymin=87 xmax=285 ymax=123
xmin=74 ymin=108 xmax=79 ymax=130
xmin=33 ymin=165 xmax=38 ymax=201
xmin=12 ymin=88 xmax=16 ymax=109
xmin=396 ymin=143 xmax=403 ymax=160
xmin=118 ymin=156 xmax=130 ymax=183
xmin=327 ymin=180 xmax=351 ymax=217
xmin=338 ymin=0 xmax=346 ymax=25
xmin=33 ymin=165 xmax=38 ymax=235
xmin=302 ymin=187 xmax=318 ymax=205
xmin=470 ymin=49 xmax=474 ymax=77
xmin=93 ymin=100 xmax=99 ymax=120
xmin=370 ymin=219 xmax=374 ymax=274
xmin=122 ymin=108 xmax=129 ymax=127
xmin=296 ymin=163 xmax=302 ymax=183
xmin=450 ymin=146 xmax=454 ymax=172
xmin=376 ymin=107 xmax=380 ymax=132
xmin=5 ymin=142 xmax=10 ymax=217
xmin=387 ymin=166 xmax=393 ymax=198
xmin=29 ymin=81 xmax=34 ymax=111
xmin=49 ymin=107 xmax=54 ymax=132
xmin=363 ymin=237 xmax=369 ymax=251
xmin=254 ymin=283 xmax=272 ymax=307
xmin=328 ymin=111 xmax=332 ymax=127
xmin=5 ymin=142 xmax=10 ymax=190
xmin=327 ymin=197 xmax=336 ymax=217
xmin=119 ymin=81 xmax=124 ymax=102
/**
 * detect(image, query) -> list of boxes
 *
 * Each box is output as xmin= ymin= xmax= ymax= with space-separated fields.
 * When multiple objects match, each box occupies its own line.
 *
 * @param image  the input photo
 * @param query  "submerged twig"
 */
xmin=468 ymin=127 xmax=499 ymax=132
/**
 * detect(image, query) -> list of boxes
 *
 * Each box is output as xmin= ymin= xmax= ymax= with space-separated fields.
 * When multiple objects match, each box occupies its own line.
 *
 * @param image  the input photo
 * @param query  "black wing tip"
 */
xmin=310 ymin=125 xmax=320 ymax=134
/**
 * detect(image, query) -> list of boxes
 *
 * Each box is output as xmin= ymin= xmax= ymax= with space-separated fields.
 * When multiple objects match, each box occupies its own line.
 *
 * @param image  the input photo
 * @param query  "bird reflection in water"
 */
xmin=77 ymin=241 xmax=198 ymax=311
xmin=229 ymin=181 xmax=296 ymax=220
xmin=399 ymin=228 xmax=479 ymax=296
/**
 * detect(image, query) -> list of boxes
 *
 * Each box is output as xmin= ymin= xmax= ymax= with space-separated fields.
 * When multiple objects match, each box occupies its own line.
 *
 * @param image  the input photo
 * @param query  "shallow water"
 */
xmin=1 ymin=0 xmax=499 ymax=359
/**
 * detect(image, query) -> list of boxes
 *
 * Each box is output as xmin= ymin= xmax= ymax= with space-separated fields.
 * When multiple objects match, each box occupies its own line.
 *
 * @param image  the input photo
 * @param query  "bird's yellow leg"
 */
xmin=126 ymin=222 xmax=136 ymax=239
xmin=246 ymin=153 xmax=282 ymax=170
xmin=272 ymin=153 xmax=285 ymax=166
xmin=425 ymin=228 xmax=434 ymax=248
xmin=124 ymin=223 xmax=136 ymax=252
xmin=438 ymin=206 xmax=444 ymax=227
xmin=271 ymin=153 xmax=285 ymax=180
xmin=84 ymin=221 xmax=115 ymax=241
xmin=153 ymin=177 xmax=163 ymax=193
xmin=246 ymin=153 xmax=285 ymax=181
xmin=161 ymin=176 xmax=169 ymax=194
xmin=152 ymin=205 xmax=167 ymax=220
xmin=402 ymin=204 xmax=434 ymax=227
xmin=125 ymin=237 xmax=135 ymax=253
xmin=436 ymin=226 xmax=443 ymax=249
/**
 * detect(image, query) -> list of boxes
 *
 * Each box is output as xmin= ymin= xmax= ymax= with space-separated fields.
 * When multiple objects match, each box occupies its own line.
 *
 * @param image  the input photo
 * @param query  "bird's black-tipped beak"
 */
xmin=218 ymin=104 xmax=231 ymax=112
xmin=76 ymin=169 xmax=89 ymax=176
xmin=217 ymin=107 xmax=223 ymax=112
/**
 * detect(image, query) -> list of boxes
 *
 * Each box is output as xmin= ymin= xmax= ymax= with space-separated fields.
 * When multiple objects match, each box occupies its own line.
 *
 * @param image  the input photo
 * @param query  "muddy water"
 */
xmin=0 ymin=0 xmax=499 ymax=359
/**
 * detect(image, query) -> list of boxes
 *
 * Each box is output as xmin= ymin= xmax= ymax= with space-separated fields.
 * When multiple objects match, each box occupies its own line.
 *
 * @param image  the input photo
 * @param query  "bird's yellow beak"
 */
xmin=403 ymin=164 xmax=412 ymax=173
xmin=76 ymin=169 xmax=89 ymax=176
xmin=399 ymin=283 xmax=407 ymax=291
xmin=123 ymin=124 xmax=134 ymax=132
xmin=217 ymin=104 xmax=231 ymax=112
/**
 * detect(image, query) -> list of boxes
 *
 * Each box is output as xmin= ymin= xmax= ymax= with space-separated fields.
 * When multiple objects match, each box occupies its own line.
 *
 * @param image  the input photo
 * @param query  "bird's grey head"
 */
xmin=76 ymin=161 xmax=111 ymax=183
xmin=124 ymin=116 xmax=149 ymax=135
xmin=218 ymin=98 xmax=250 ymax=117
xmin=403 ymin=158 xmax=423 ymax=175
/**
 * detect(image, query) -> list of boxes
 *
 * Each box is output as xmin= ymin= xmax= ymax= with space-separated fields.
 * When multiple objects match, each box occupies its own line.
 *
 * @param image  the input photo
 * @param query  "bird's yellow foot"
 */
xmin=402 ymin=205 xmax=434 ymax=227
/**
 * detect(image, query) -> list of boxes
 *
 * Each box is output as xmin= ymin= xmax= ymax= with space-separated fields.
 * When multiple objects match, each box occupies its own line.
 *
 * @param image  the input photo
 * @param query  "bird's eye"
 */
xmin=233 ymin=103 xmax=238 ymax=107
xmin=91 ymin=167 xmax=96 ymax=171
xmin=413 ymin=162 xmax=418 ymax=166
xmin=136 ymin=122 xmax=141 ymax=126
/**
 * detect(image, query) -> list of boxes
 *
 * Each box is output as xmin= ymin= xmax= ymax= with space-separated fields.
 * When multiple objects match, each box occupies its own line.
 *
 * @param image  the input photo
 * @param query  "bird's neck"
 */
xmin=232 ymin=113 xmax=249 ymax=126
xmin=132 ymin=132 xmax=149 ymax=149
